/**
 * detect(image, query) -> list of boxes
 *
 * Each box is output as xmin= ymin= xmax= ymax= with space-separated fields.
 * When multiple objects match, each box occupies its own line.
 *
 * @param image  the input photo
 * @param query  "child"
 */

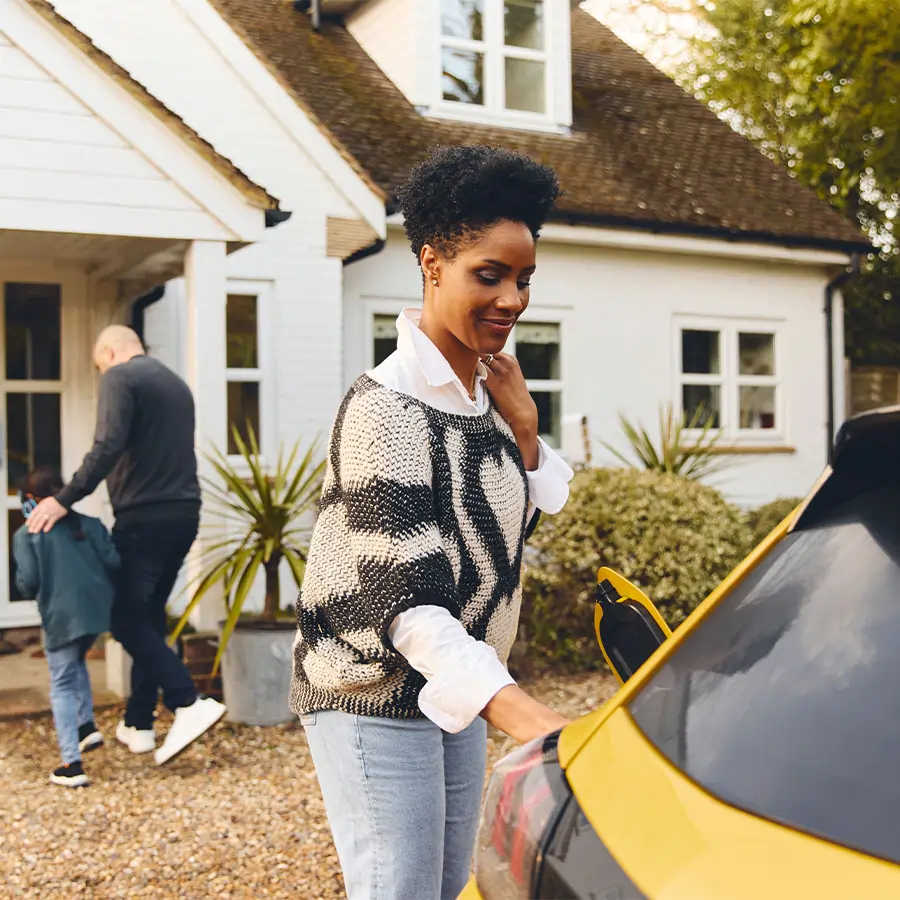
xmin=14 ymin=468 xmax=120 ymax=788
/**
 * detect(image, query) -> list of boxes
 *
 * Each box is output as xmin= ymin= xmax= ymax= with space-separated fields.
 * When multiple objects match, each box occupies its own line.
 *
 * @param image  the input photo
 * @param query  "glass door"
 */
xmin=0 ymin=282 xmax=62 ymax=629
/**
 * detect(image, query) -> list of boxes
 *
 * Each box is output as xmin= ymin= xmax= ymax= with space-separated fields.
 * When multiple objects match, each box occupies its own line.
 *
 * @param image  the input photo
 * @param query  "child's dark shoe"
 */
xmin=50 ymin=761 xmax=89 ymax=788
xmin=78 ymin=721 xmax=103 ymax=753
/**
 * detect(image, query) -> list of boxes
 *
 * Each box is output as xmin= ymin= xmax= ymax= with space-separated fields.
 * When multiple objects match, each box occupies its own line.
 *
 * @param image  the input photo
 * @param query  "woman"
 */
xmin=291 ymin=145 xmax=573 ymax=900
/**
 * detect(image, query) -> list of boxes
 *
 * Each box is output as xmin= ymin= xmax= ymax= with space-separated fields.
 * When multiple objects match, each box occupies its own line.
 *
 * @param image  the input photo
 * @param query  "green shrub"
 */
xmin=745 ymin=497 xmax=803 ymax=546
xmin=522 ymin=467 xmax=753 ymax=671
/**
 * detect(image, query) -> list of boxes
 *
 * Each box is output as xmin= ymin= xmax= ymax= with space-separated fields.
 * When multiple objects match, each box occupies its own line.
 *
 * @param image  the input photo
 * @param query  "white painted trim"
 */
xmin=513 ymin=307 xmax=566 ymax=448
xmin=4 ymin=0 xmax=268 ymax=242
xmin=539 ymin=223 xmax=853 ymax=267
xmin=176 ymin=0 xmax=387 ymax=238
xmin=674 ymin=314 xmax=789 ymax=446
xmin=225 ymin=278 xmax=277 ymax=460
xmin=385 ymin=216 xmax=853 ymax=266
xmin=435 ymin=0 xmax=558 ymax=128
xmin=184 ymin=239 xmax=228 ymax=630
xmin=363 ymin=298 xmax=408 ymax=369
xmin=0 ymin=199 xmax=235 ymax=241
xmin=426 ymin=105 xmax=568 ymax=135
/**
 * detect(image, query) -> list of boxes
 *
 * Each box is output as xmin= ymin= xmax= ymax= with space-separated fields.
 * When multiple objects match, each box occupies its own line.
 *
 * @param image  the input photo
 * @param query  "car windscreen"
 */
xmin=629 ymin=482 xmax=900 ymax=864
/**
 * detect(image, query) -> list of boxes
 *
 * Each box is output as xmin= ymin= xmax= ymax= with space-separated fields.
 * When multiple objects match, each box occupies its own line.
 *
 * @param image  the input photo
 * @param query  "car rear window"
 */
xmin=629 ymin=483 xmax=900 ymax=864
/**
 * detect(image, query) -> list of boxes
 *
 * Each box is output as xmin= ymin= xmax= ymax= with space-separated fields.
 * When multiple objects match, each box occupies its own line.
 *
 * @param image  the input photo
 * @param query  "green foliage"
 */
xmin=600 ymin=402 xmax=725 ymax=480
xmin=171 ymin=425 xmax=325 ymax=674
xmin=844 ymin=254 xmax=900 ymax=367
xmin=521 ymin=467 xmax=753 ymax=671
xmin=745 ymin=496 xmax=803 ymax=545
xmin=682 ymin=0 xmax=900 ymax=364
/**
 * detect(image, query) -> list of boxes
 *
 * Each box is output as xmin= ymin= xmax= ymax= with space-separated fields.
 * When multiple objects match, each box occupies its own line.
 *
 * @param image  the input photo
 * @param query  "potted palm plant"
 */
xmin=171 ymin=425 xmax=325 ymax=726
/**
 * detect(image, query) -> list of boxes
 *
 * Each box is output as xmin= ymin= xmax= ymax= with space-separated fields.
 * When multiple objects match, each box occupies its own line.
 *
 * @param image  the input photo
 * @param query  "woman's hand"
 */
xmin=481 ymin=685 xmax=570 ymax=745
xmin=483 ymin=353 xmax=540 ymax=471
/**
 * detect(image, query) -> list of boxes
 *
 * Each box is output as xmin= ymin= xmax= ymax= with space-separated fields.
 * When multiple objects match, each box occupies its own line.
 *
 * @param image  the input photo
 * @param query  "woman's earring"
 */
xmin=431 ymin=278 xmax=439 ymax=287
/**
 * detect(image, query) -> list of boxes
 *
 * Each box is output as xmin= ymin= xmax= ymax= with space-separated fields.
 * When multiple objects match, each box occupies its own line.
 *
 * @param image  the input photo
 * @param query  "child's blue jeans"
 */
xmin=45 ymin=634 xmax=97 ymax=764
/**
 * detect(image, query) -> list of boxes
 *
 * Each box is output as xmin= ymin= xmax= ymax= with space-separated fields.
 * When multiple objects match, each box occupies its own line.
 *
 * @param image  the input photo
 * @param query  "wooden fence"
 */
xmin=849 ymin=365 xmax=900 ymax=416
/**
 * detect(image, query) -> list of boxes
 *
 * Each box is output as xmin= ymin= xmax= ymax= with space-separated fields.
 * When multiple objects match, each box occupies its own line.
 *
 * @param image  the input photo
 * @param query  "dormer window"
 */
xmin=440 ymin=0 xmax=548 ymax=117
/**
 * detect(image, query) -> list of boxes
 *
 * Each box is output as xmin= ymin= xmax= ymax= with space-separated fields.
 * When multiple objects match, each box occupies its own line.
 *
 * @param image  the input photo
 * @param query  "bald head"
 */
xmin=94 ymin=325 xmax=145 ymax=374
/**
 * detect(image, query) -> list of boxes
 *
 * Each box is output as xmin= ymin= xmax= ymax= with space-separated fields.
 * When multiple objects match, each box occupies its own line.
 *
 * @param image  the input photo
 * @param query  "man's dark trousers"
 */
xmin=111 ymin=517 xmax=200 ymax=730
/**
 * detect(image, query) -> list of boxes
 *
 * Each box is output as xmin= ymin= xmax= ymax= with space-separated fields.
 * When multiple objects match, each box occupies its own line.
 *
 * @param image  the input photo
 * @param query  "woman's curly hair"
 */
xmin=395 ymin=145 xmax=562 ymax=263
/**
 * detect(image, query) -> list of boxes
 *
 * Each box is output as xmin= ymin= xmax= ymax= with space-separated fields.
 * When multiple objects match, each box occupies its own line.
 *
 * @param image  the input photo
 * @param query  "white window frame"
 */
xmin=674 ymin=315 xmax=787 ymax=445
xmin=225 ymin=279 xmax=276 ymax=463
xmin=509 ymin=310 xmax=566 ymax=448
xmin=365 ymin=300 xmax=409 ymax=370
xmin=434 ymin=0 xmax=558 ymax=131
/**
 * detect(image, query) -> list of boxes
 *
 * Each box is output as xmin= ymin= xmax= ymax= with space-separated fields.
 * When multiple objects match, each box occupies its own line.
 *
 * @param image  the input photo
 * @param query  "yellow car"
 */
xmin=462 ymin=407 xmax=900 ymax=899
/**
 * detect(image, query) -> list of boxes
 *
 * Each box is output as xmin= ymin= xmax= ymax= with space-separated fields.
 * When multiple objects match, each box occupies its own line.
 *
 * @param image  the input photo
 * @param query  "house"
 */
xmin=0 ymin=0 xmax=284 ymax=629
xmin=1 ymin=0 xmax=868 ymax=630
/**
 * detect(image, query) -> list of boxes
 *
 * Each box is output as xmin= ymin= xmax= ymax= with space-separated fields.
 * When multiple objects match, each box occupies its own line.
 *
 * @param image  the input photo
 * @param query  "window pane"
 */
xmin=6 ymin=393 xmax=61 ymax=493
xmin=442 ymin=48 xmax=485 ymax=105
xmin=740 ymin=386 xmax=776 ymax=430
xmin=739 ymin=332 xmax=775 ymax=376
xmin=516 ymin=322 xmax=559 ymax=380
xmin=227 ymin=381 xmax=260 ymax=455
xmin=441 ymin=0 xmax=484 ymax=41
xmin=682 ymin=330 xmax=720 ymax=375
xmin=8 ymin=508 xmax=26 ymax=602
xmin=505 ymin=0 xmax=544 ymax=49
xmin=533 ymin=390 xmax=561 ymax=447
xmin=505 ymin=57 xmax=545 ymax=113
xmin=5 ymin=283 xmax=61 ymax=381
xmin=226 ymin=294 xmax=258 ymax=369
xmin=373 ymin=315 xmax=398 ymax=367
xmin=682 ymin=384 xmax=720 ymax=428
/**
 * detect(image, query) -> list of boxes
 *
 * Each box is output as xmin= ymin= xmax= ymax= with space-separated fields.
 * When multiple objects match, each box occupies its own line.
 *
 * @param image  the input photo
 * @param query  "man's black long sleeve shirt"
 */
xmin=56 ymin=355 xmax=201 ymax=524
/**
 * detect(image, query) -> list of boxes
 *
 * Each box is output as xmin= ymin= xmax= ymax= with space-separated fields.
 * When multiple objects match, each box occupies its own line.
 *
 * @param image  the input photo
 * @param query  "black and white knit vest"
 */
xmin=290 ymin=375 xmax=529 ymax=719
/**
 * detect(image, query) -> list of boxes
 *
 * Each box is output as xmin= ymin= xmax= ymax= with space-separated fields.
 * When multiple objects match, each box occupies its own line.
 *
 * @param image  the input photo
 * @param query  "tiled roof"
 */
xmin=28 ymin=0 xmax=279 ymax=212
xmin=209 ymin=0 xmax=865 ymax=251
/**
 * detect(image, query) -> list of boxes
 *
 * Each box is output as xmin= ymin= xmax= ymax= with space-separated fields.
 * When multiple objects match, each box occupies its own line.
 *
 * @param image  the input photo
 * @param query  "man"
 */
xmin=28 ymin=325 xmax=225 ymax=765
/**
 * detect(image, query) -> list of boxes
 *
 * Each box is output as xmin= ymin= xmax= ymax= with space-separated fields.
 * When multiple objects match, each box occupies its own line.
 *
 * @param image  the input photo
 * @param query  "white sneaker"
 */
xmin=115 ymin=721 xmax=156 ymax=754
xmin=154 ymin=697 xmax=226 ymax=765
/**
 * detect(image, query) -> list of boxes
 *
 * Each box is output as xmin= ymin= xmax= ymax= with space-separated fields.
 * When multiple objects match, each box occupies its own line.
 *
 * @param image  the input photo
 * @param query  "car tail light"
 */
xmin=474 ymin=731 xmax=570 ymax=900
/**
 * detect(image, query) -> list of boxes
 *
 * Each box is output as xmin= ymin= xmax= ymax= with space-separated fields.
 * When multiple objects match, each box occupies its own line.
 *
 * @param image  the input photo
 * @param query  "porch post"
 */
xmin=184 ymin=240 xmax=228 ymax=631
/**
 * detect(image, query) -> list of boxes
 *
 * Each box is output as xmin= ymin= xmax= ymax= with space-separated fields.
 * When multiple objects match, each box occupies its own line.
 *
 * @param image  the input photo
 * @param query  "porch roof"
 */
xmin=23 ymin=0 xmax=278 ymax=215
xmin=0 ymin=0 xmax=284 ymax=272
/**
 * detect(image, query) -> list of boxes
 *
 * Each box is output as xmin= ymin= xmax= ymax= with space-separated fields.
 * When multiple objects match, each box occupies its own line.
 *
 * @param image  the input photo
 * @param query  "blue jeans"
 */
xmin=46 ymin=634 xmax=97 ymax=765
xmin=303 ymin=711 xmax=487 ymax=900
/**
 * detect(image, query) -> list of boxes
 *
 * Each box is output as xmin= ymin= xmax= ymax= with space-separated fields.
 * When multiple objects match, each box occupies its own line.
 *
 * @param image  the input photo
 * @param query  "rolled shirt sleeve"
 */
xmin=389 ymin=605 xmax=515 ymax=733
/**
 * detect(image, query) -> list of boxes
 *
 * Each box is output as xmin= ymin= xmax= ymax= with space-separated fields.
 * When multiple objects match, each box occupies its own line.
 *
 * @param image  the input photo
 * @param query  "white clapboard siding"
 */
xmin=0 ymin=28 xmax=206 ymax=225
xmin=0 ymin=136 xmax=157 ymax=178
xmin=0 ymin=43 xmax=47 ymax=78
xmin=0 ymin=170 xmax=196 ymax=210
xmin=0 ymin=73 xmax=87 ymax=113
xmin=0 ymin=106 xmax=125 ymax=145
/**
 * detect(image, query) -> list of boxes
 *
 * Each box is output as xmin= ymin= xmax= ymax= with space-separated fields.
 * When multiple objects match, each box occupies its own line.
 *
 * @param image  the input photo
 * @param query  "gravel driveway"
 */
xmin=0 ymin=672 xmax=614 ymax=899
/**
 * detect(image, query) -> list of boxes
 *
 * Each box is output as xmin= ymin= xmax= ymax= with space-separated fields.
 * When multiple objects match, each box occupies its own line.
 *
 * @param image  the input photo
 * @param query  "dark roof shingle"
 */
xmin=208 ymin=0 xmax=866 ymax=251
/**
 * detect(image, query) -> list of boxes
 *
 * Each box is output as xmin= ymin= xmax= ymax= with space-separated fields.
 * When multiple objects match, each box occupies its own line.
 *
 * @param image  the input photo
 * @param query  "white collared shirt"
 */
xmin=369 ymin=309 xmax=574 ymax=733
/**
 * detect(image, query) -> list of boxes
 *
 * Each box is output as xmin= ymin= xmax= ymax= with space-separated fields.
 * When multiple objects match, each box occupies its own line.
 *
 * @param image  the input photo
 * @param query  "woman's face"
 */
xmin=421 ymin=219 xmax=536 ymax=357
